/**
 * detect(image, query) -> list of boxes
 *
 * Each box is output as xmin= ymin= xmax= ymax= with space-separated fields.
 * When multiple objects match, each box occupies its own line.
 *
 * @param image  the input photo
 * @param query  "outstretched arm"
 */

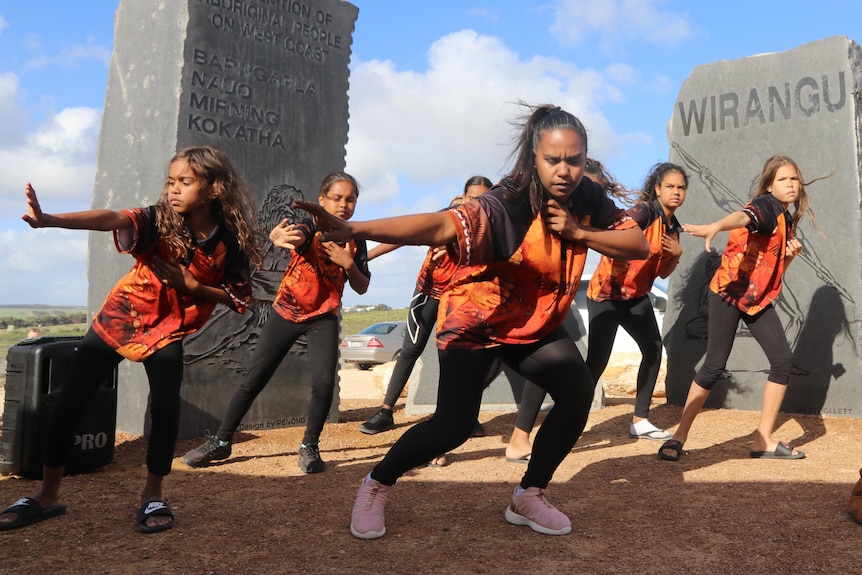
xmin=367 ymin=242 xmax=401 ymax=261
xmin=22 ymin=182 xmax=132 ymax=231
xmin=293 ymin=200 xmax=456 ymax=247
xmin=683 ymin=211 xmax=750 ymax=252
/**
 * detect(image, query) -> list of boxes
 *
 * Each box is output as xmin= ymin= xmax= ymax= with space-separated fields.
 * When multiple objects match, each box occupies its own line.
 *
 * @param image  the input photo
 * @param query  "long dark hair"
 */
xmin=753 ymin=154 xmax=822 ymax=233
xmin=505 ymin=103 xmax=588 ymax=216
xmin=464 ymin=175 xmax=493 ymax=191
xmin=585 ymin=158 xmax=634 ymax=205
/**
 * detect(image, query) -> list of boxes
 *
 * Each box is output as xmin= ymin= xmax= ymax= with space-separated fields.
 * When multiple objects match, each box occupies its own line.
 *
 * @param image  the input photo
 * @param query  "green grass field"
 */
xmin=340 ymin=308 xmax=408 ymax=336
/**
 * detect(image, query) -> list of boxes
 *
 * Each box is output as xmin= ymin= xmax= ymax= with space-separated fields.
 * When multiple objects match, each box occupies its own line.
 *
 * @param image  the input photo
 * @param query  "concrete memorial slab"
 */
xmin=664 ymin=36 xmax=861 ymax=417
xmin=90 ymin=0 xmax=358 ymax=437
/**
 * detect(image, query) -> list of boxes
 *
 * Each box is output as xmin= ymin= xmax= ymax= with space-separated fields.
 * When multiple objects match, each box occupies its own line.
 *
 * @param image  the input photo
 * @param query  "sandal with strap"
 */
xmin=658 ymin=439 xmax=684 ymax=461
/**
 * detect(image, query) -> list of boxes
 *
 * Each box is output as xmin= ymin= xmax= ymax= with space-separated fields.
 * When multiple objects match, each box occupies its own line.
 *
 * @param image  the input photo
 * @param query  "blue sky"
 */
xmin=0 ymin=1 xmax=858 ymax=307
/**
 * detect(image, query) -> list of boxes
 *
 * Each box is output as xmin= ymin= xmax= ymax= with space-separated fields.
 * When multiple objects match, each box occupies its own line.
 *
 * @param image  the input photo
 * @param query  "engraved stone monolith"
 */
xmin=664 ymin=36 xmax=861 ymax=418
xmin=90 ymin=0 xmax=358 ymax=437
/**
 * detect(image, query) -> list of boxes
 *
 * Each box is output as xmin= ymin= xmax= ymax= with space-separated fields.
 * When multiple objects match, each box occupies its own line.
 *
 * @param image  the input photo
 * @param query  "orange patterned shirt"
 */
xmin=414 ymin=248 xmax=458 ymax=299
xmin=588 ymin=199 xmax=681 ymax=302
xmin=436 ymin=178 xmax=636 ymax=350
xmin=92 ymin=207 xmax=252 ymax=361
xmin=709 ymin=194 xmax=791 ymax=315
xmin=271 ymin=223 xmax=370 ymax=323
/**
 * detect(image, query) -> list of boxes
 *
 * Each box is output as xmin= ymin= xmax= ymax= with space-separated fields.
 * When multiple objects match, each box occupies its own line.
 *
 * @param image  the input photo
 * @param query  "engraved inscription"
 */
xmin=676 ymin=72 xmax=846 ymax=136
xmin=198 ymin=0 xmax=345 ymax=63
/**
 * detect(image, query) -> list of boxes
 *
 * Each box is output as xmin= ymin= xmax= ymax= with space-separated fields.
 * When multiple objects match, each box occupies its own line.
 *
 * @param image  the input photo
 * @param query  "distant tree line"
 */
xmin=0 ymin=310 xmax=87 ymax=330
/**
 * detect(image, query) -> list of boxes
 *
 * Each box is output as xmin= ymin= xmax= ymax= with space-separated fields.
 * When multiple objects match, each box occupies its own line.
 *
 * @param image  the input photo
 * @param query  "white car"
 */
xmin=574 ymin=274 xmax=667 ymax=352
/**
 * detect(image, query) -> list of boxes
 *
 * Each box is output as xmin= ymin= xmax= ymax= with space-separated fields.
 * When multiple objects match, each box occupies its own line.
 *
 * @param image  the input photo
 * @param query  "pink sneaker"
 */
xmin=350 ymin=476 xmax=390 ymax=539
xmin=504 ymin=486 xmax=571 ymax=535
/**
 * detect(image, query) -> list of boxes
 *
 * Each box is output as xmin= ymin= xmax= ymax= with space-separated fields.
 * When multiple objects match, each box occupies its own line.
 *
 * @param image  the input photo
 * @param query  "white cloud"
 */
xmin=346 ymin=29 xmax=628 ymax=208
xmin=0 ymin=75 xmax=101 ymax=305
xmin=0 ymin=106 xmax=101 ymax=215
xmin=0 ymin=15 xmax=8 ymax=35
xmin=0 ymin=228 xmax=88 ymax=305
xmin=549 ymin=0 xmax=692 ymax=51
xmin=0 ymin=72 xmax=27 ymax=145
xmin=343 ymin=243 xmax=427 ymax=309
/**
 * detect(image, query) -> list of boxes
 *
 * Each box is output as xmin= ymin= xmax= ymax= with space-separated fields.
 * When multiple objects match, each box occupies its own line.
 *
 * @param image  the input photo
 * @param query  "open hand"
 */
xmin=22 ymin=183 xmax=47 ymax=228
xmin=269 ymin=219 xmax=306 ymax=250
xmin=322 ymin=241 xmax=353 ymax=268
xmin=682 ymin=223 xmax=719 ymax=252
xmin=293 ymin=200 xmax=354 ymax=242
xmin=661 ymin=233 xmax=682 ymax=258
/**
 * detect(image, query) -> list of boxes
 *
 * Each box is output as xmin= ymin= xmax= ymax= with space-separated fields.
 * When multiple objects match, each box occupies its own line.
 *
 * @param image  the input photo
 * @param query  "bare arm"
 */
xmin=683 ymin=211 xmax=751 ymax=252
xmin=367 ymin=242 xmax=401 ymax=261
xmin=22 ymin=182 xmax=133 ymax=231
xmin=293 ymin=200 xmax=456 ymax=247
xmin=269 ymin=219 xmax=309 ymax=250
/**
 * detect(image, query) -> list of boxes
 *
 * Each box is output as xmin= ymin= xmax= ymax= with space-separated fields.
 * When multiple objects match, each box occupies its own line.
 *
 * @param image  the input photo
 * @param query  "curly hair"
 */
xmin=154 ymin=146 xmax=263 ymax=268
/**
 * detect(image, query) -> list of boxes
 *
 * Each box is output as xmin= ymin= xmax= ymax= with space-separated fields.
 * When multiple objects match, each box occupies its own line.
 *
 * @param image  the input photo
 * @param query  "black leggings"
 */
xmin=694 ymin=292 xmax=792 ymax=390
xmin=370 ymin=327 xmax=594 ymax=489
xmin=383 ymin=288 xmax=440 ymax=407
xmin=383 ymin=286 xmax=532 ymax=423
xmin=44 ymin=328 xmax=182 ymax=476
xmin=585 ymin=295 xmax=662 ymax=418
xmin=218 ymin=312 xmax=338 ymax=445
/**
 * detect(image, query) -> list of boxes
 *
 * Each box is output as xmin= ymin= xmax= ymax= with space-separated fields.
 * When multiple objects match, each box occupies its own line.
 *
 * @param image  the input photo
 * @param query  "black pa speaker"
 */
xmin=1 ymin=336 xmax=117 ymax=479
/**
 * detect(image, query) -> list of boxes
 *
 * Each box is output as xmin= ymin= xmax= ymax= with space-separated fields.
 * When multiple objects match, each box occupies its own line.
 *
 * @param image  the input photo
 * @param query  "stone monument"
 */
xmin=664 ymin=36 xmax=861 ymax=418
xmin=89 ymin=0 xmax=359 ymax=437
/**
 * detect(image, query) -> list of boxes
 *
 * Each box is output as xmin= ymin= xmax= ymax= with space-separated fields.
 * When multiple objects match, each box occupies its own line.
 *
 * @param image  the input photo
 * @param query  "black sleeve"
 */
xmin=353 ymin=239 xmax=371 ymax=280
xmin=472 ymin=180 xmax=535 ymax=261
xmin=569 ymin=177 xmax=629 ymax=229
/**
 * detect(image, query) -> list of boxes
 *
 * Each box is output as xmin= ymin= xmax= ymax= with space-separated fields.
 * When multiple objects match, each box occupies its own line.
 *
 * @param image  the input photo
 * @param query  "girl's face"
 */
xmin=769 ymin=164 xmax=801 ymax=207
xmin=318 ymin=180 xmax=358 ymax=220
xmin=463 ymin=184 xmax=490 ymax=202
xmin=655 ymin=170 xmax=687 ymax=213
xmin=534 ymin=128 xmax=587 ymax=203
xmin=166 ymin=158 xmax=214 ymax=216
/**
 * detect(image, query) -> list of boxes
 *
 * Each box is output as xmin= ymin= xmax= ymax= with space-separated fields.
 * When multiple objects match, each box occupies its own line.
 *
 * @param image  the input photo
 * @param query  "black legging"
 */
xmin=585 ymin=295 xmax=662 ymax=419
xmin=370 ymin=326 xmax=594 ymax=489
xmin=383 ymin=285 xmax=525 ymax=415
xmin=383 ymin=288 xmax=439 ymax=407
xmin=44 ymin=328 xmax=182 ymax=476
xmin=217 ymin=311 xmax=338 ymax=445
xmin=694 ymin=292 xmax=792 ymax=389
